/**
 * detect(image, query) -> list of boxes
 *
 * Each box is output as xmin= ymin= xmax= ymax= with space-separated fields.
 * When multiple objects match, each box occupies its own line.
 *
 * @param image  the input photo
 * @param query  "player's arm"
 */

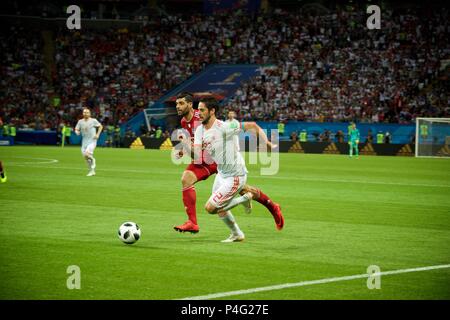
xmin=175 ymin=131 xmax=194 ymax=159
xmin=75 ymin=122 xmax=80 ymax=136
xmin=189 ymin=126 xmax=203 ymax=162
xmin=242 ymin=121 xmax=277 ymax=149
xmin=178 ymin=137 xmax=194 ymax=159
xmin=95 ymin=124 xmax=103 ymax=140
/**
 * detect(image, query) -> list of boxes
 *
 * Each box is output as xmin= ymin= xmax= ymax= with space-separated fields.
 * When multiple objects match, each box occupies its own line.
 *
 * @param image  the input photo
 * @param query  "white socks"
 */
xmin=221 ymin=193 xmax=251 ymax=212
xmin=219 ymin=211 xmax=242 ymax=235
xmin=86 ymin=158 xmax=92 ymax=169
xmin=86 ymin=157 xmax=96 ymax=170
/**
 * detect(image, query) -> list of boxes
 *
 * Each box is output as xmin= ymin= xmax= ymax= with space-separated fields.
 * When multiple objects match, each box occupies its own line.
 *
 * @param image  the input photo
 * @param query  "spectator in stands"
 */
xmin=1 ymin=6 xmax=448 ymax=134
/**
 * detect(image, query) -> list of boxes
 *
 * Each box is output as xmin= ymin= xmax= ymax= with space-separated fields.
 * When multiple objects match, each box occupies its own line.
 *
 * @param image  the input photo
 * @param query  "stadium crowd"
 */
xmin=0 ymin=5 xmax=449 ymax=133
xmin=224 ymin=7 xmax=449 ymax=123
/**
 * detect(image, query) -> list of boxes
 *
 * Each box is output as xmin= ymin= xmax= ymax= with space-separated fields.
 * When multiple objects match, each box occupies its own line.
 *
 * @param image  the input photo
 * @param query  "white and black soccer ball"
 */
xmin=118 ymin=222 xmax=141 ymax=244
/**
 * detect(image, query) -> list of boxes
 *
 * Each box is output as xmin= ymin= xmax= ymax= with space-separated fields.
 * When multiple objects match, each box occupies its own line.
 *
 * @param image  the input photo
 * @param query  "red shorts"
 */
xmin=186 ymin=163 xmax=218 ymax=181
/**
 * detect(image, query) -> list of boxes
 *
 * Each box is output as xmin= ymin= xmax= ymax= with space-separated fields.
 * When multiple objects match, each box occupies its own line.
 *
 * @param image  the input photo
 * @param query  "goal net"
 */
xmin=415 ymin=118 xmax=450 ymax=158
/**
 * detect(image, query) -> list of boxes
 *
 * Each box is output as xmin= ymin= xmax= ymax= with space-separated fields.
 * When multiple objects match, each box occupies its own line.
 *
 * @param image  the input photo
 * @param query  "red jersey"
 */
xmin=180 ymin=109 xmax=215 ymax=167
xmin=180 ymin=109 xmax=202 ymax=139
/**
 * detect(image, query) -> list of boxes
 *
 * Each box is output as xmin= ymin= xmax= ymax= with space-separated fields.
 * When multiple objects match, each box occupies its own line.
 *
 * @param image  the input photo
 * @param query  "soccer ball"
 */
xmin=118 ymin=222 xmax=141 ymax=244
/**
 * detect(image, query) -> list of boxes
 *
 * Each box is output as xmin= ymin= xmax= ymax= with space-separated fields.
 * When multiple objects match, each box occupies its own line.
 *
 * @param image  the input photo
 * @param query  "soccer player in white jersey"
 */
xmin=193 ymin=97 xmax=278 ymax=242
xmin=75 ymin=108 xmax=103 ymax=176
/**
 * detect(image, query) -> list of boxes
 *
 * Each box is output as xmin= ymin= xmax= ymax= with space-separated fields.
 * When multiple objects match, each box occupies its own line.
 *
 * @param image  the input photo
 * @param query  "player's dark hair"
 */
xmin=176 ymin=92 xmax=194 ymax=103
xmin=199 ymin=97 xmax=219 ymax=115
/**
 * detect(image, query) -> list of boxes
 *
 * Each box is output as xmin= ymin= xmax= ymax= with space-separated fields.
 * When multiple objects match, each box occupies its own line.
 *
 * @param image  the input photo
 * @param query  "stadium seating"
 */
xmin=1 ymin=5 xmax=448 ymax=134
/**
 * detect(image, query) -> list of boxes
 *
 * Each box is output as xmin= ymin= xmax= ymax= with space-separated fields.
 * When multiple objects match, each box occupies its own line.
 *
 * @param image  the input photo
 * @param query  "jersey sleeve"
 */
xmin=75 ymin=120 xmax=81 ymax=131
xmin=222 ymin=119 xmax=242 ymax=136
xmin=92 ymin=119 xmax=101 ymax=127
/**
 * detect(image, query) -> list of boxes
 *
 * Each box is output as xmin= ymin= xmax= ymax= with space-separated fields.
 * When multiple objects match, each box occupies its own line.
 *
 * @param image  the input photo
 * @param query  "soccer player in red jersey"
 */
xmin=173 ymin=92 xmax=284 ymax=233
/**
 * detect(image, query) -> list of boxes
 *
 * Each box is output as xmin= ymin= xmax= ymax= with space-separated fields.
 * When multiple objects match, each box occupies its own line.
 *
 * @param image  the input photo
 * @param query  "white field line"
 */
xmin=9 ymin=157 xmax=59 ymax=165
xmin=178 ymin=264 xmax=450 ymax=300
xmin=6 ymin=163 xmax=450 ymax=188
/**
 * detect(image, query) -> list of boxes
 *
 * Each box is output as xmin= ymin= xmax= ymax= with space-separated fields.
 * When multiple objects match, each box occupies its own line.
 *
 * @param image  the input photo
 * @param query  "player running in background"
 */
xmin=75 ymin=108 xmax=103 ymax=176
xmin=191 ymin=97 xmax=279 ymax=242
xmin=174 ymin=92 xmax=283 ymax=234
xmin=348 ymin=122 xmax=360 ymax=158
xmin=0 ymin=161 xmax=7 ymax=183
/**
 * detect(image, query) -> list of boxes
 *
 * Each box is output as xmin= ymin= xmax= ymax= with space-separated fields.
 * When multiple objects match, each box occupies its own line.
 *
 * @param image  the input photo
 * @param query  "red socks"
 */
xmin=254 ymin=189 xmax=275 ymax=212
xmin=182 ymin=186 xmax=197 ymax=225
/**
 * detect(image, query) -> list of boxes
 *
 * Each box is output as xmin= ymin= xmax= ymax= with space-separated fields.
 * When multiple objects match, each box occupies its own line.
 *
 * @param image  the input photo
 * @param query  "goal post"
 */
xmin=415 ymin=118 xmax=450 ymax=158
xmin=144 ymin=107 xmax=178 ymax=132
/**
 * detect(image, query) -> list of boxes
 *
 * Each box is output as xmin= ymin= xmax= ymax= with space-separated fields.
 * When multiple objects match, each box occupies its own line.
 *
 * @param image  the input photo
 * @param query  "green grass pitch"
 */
xmin=0 ymin=146 xmax=449 ymax=299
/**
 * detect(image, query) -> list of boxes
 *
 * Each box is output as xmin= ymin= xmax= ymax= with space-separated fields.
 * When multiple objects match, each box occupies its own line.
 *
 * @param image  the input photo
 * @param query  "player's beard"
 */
xmin=202 ymin=114 xmax=211 ymax=125
xmin=178 ymin=108 xmax=188 ymax=117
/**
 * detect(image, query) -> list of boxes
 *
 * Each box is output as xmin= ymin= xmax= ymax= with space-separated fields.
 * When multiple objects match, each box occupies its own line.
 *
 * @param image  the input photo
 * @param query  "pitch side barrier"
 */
xmin=278 ymin=141 xmax=416 ymax=156
xmin=122 ymin=136 xmax=418 ymax=157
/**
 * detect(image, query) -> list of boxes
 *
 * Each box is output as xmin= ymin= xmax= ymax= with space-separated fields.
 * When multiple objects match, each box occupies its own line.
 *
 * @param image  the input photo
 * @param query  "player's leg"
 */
xmin=177 ymin=170 xmax=198 ymax=230
xmin=0 ymin=161 xmax=7 ymax=183
xmin=174 ymin=163 xmax=216 ymax=233
xmin=84 ymin=153 xmax=95 ymax=176
xmin=81 ymin=145 xmax=91 ymax=172
xmin=87 ymin=142 xmax=97 ymax=169
xmin=349 ymin=141 xmax=353 ymax=157
xmin=218 ymin=210 xmax=245 ymax=243
xmin=84 ymin=142 xmax=97 ymax=176
xmin=205 ymin=175 xmax=245 ymax=242
xmin=220 ymin=192 xmax=253 ymax=212
xmin=240 ymin=184 xmax=284 ymax=230
xmin=174 ymin=164 xmax=208 ymax=233
xmin=355 ymin=141 xmax=359 ymax=157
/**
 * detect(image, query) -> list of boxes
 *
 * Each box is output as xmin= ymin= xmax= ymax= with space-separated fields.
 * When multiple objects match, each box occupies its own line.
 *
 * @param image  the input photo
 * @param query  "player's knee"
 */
xmin=240 ymin=185 xmax=249 ymax=195
xmin=205 ymin=202 xmax=217 ymax=214
xmin=241 ymin=185 xmax=259 ymax=197
xmin=181 ymin=171 xmax=196 ymax=188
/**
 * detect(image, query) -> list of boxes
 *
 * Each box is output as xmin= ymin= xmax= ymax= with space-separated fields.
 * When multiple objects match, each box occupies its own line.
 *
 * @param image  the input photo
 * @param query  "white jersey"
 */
xmin=194 ymin=119 xmax=247 ymax=178
xmin=75 ymin=118 xmax=101 ymax=148
xmin=225 ymin=119 xmax=240 ymax=152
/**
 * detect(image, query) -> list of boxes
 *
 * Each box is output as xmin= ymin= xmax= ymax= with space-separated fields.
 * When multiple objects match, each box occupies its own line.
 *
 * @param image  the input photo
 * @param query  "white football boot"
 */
xmin=221 ymin=232 xmax=245 ymax=243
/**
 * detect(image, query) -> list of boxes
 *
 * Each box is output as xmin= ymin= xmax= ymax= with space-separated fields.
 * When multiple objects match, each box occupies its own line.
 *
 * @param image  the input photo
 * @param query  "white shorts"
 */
xmin=208 ymin=174 xmax=247 ymax=209
xmin=81 ymin=142 xmax=97 ymax=156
